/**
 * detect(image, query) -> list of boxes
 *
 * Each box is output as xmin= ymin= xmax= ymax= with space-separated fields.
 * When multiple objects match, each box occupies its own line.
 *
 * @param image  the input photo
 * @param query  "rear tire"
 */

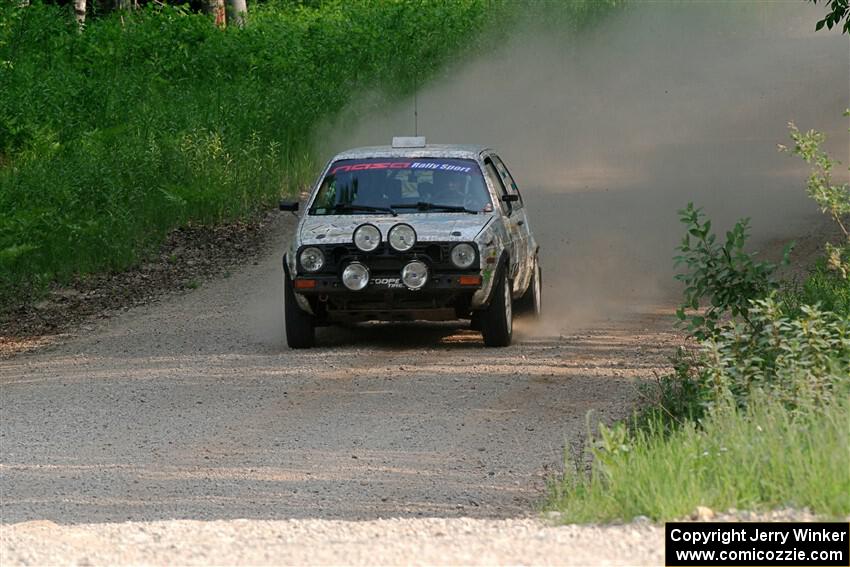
xmin=481 ymin=268 xmax=512 ymax=347
xmin=284 ymin=266 xmax=315 ymax=349
xmin=516 ymin=256 xmax=542 ymax=318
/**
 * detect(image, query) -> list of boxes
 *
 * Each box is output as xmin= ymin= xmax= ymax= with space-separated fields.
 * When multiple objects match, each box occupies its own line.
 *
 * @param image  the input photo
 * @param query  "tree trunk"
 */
xmin=115 ymin=0 xmax=135 ymax=11
xmin=227 ymin=0 xmax=247 ymax=27
xmin=208 ymin=0 xmax=227 ymax=28
xmin=74 ymin=0 xmax=86 ymax=26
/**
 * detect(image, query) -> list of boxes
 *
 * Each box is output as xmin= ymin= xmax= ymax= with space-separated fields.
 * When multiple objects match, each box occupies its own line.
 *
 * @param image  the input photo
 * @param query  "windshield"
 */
xmin=309 ymin=158 xmax=492 ymax=215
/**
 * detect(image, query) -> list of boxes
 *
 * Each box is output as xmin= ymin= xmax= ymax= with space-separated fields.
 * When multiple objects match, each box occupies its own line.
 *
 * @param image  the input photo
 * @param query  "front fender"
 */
xmin=283 ymin=255 xmax=314 ymax=315
xmin=471 ymin=222 xmax=508 ymax=308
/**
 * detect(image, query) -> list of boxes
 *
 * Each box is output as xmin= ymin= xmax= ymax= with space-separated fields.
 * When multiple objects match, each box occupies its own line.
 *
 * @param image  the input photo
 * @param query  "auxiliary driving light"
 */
xmin=342 ymin=262 xmax=370 ymax=291
xmin=401 ymin=260 xmax=428 ymax=290
xmin=353 ymin=224 xmax=381 ymax=252
xmin=388 ymin=223 xmax=416 ymax=252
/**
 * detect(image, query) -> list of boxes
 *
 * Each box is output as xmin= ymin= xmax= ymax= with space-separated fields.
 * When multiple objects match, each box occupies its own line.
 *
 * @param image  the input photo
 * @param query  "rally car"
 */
xmin=279 ymin=137 xmax=541 ymax=348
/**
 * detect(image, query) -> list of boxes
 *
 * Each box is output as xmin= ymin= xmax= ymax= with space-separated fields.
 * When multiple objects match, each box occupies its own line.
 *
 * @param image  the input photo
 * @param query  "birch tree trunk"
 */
xmin=227 ymin=0 xmax=247 ymax=28
xmin=74 ymin=0 xmax=86 ymax=26
xmin=209 ymin=0 xmax=227 ymax=28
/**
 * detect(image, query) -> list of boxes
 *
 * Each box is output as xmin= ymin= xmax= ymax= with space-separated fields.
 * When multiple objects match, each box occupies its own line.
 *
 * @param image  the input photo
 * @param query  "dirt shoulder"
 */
xmin=0 ymin=212 xmax=284 ymax=359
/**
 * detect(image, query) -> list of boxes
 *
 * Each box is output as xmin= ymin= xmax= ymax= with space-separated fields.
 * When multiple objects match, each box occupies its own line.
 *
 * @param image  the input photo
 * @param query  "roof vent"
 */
xmin=392 ymin=136 xmax=426 ymax=148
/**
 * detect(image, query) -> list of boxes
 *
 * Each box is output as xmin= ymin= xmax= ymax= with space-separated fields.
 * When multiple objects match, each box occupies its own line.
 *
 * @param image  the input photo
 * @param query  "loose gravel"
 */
xmin=1 ymin=518 xmax=665 ymax=566
xmin=1 ymin=214 xmax=682 ymax=565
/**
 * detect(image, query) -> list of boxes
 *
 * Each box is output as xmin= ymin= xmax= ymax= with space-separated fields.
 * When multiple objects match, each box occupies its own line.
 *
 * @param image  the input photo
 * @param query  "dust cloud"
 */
xmin=315 ymin=2 xmax=849 ymax=333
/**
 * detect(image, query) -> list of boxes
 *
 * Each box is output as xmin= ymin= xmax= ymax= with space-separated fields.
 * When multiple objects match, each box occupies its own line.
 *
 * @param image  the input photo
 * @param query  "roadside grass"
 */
xmin=545 ymin=396 xmax=850 ymax=523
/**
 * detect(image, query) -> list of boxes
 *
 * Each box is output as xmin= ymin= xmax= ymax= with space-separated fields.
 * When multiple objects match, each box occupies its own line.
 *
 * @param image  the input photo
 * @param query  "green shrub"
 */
xmin=700 ymin=296 xmax=850 ymax=412
xmin=640 ymin=293 xmax=850 ymax=431
xmin=674 ymin=203 xmax=789 ymax=341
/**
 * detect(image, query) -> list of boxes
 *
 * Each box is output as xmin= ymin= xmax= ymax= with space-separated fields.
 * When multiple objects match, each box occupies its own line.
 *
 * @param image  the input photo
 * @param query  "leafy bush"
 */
xmin=674 ymin=203 xmax=789 ymax=340
xmin=642 ymin=292 xmax=850 ymax=430
xmin=700 ymin=296 xmax=850 ymax=412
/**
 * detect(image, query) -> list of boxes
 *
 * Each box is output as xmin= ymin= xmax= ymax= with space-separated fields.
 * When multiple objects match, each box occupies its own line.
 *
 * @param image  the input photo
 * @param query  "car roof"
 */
xmin=330 ymin=144 xmax=492 ymax=161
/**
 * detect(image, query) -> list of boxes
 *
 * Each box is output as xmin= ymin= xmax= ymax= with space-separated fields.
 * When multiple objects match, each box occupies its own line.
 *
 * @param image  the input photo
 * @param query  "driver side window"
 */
xmin=483 ymin=158 xmax=510 ymax=214
xmin=492 ymin=155 xmax=522 ymax=208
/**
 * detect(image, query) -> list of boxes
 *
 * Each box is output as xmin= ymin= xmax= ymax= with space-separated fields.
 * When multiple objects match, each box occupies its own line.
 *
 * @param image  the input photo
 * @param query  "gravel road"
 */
xmin=1 ymin=214 xmax=679 ymax=565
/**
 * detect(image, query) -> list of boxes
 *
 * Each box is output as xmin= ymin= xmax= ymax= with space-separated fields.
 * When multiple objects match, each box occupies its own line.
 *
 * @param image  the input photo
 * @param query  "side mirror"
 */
xmin=279 ymin=200 xmax=299 ymax=212
xmin=501 ymin=194 xmax=519 ymax=203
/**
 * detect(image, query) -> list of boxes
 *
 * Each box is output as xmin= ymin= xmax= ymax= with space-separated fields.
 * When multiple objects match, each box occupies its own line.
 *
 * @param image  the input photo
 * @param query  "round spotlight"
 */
xmin=401 ymin=260 xmax=428 ymax=290
xmin=353 ymin=224 xmax=381 ymax=252
xmin=342 ymin=262 xmax=370 ymax=291
xmin=299 ymin=247 xmax=325 ymax=272
xmin=450 ymin=243 xmax=476 ymax=269
xmin=388 ymin=223 xmax=416 ymax=252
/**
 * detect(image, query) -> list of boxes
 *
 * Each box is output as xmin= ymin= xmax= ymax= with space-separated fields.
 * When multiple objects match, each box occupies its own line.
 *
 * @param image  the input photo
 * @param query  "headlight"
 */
xmin=450 ymin=243 xmax=476 ymax=269
xmin=342 ymin=262 xmax=370 ymax=291
xmin=401 ymin=260 xmax=428 ymax=290
xmin=299 ymin=247 xmax=325 ymax=272
xmin=353 ymin=224 xmax=381 ymax=252
xmin=388 ymin=223 xmax=416 ymax=252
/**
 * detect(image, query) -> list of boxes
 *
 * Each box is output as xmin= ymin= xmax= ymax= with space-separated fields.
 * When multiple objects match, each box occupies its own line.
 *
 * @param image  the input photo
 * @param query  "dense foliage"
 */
xmin=0 ymin=0 xmax=497 ymax=305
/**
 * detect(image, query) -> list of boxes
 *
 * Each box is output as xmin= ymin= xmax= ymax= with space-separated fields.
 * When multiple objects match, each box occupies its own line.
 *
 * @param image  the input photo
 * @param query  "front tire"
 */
xmin=284 ymin=267 xmax=315 ymax=349
xmin=481 ymin=268 xmax=513 ymax=347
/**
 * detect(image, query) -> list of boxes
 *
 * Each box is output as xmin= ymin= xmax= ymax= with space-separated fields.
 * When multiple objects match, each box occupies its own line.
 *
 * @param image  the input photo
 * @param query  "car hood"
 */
xmin=299 ymin=213 xmax=494 ymax=245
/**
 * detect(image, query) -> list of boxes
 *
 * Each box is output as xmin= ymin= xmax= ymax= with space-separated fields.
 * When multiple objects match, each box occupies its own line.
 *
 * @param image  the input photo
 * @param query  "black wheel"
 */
xmin=516 ymin=255 xmax=542 ymax=318
xmin=284 ymin=265 xmax=315 ymax=349
xmin=480 ymin=267 xmax=512 ymax=347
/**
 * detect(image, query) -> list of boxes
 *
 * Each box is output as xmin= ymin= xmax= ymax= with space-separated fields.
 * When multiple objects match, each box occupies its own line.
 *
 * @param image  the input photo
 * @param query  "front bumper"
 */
xmin=293 ymin=273 xmax=481 ymax=294
xmin=294 ymin=273 xmax=482 ymax=323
